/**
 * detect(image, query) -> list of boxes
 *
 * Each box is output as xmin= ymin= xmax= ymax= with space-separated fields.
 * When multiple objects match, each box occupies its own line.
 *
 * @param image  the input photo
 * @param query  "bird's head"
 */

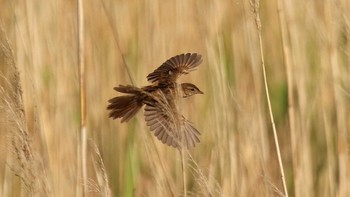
xmin=181 ymin=83 xmax=204 ymax=98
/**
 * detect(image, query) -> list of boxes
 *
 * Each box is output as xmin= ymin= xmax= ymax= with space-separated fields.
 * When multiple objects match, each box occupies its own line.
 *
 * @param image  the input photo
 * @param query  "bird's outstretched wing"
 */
xmin=143 ymin=90 xmax=201 ymax=149
xmin=147 ymin=53 xmax=202 ymax=84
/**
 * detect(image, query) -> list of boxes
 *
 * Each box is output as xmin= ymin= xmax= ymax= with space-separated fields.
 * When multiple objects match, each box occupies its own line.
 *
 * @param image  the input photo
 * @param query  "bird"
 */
xmin=107 ymin=53 xmax=203 ymax=149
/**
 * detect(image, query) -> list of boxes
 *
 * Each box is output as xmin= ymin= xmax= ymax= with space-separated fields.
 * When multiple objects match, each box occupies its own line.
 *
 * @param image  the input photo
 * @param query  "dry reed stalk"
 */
xmin=100 ymin=0 xmax=135 ymax=85
xmin=251 ymin=1 xmax=288 ymax=196
xmin=325 ymin=1 xmax=349 ymax=196
xmin=91 ymin=141 xmax=112 ymax=196
xmin=186 ymin=151 xmax=219 ymax=197
xmin=0 ymin=26 xmax=50 ymax=196
xmin=180 ymin=148 xmax=187 ymax=197
xmin=276 ymin=0 xmax=297 ymax=195
xmin=140 ymin=131 xmax=176 ymax=197
xmin=286 ymin=2 xmax=315 ymax=195
xmin=77 ymin=0 xmax=87 ymax=195
xmin=323 ymin=112 xmax=336 ymax=196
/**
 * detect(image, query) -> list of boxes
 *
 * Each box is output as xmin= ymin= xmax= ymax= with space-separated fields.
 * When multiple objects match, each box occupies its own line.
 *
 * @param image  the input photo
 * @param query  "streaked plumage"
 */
xmin=147 ymin=53 xmax=202 ymax=84
xmin=107 ymin=53 xmax=203 ymax=149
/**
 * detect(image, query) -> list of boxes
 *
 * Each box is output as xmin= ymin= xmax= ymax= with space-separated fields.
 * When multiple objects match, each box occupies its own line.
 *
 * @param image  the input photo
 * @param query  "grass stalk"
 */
xmin=251 ymin=1 xmax=288 ymax=196
xmin=100 ymin=0 xmax=135 ymax=85
xmin=325 ymin=2 xmax=349 ymax=196
xmin=180 ymin=149 xmax=187 ymax=197
xmin=0 ymin=26 xmax=49 ymax=196
xmin=91 ymin=141 xmax=112 ymax=196
xmin=276 ymin=0 xmax=297 ymax=195
xmin=77 ymin=0 xmax=87 ymax=195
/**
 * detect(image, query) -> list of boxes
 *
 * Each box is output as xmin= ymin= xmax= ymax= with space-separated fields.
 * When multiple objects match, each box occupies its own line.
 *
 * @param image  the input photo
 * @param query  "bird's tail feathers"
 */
xmin=107 ymin=87 xmax=143 ymax=122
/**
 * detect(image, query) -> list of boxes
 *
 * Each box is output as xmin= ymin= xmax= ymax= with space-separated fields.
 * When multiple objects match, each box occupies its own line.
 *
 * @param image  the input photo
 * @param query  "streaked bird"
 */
xmin=107 ymin=53 xmax=203 ymax=149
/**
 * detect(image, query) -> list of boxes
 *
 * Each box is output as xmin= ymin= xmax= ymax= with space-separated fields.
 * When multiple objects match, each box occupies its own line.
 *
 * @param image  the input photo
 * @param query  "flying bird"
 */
xmin=107 ymin=53 xmax=203 ymax=149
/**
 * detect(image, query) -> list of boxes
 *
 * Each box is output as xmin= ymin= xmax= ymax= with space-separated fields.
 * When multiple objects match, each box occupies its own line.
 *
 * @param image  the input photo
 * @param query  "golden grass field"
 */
xmin=0 ymin=0 xmax=349 ymax=196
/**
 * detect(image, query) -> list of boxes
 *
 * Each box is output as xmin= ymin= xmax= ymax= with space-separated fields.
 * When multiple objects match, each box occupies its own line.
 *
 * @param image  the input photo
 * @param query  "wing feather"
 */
xmin=143 ymin=92 xmax=201 ymax=149
xmin=147 ymin=53 xmax=203 ymax=83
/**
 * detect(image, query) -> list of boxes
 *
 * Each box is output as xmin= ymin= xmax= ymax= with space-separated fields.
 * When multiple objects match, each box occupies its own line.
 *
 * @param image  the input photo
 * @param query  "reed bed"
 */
xmin=0 ymin=0 xmax=349 ymax=196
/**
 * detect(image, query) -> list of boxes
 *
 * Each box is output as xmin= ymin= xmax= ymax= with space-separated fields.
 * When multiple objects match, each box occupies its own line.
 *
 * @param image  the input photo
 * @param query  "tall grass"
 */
xmin=0 ymin=0 xmax=349 ymax=196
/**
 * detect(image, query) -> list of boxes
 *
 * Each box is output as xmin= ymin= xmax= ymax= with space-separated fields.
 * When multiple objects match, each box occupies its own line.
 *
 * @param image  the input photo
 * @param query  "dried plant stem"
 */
xmin=276 ymin=0 xmax=296 ymax=195
xmin=150 ymin=139 xmax=176 ymax=197
xmin=180 ymin=149 xmax=187 ymax=197
xmin=91 ymin=141 xmax=112 ymax=196
xmin=325 ymin=2 xmax=349 ymax=196
xmin=176 ymin=97 xmax=187 ymax=197
xmin=100 ymin=0 xmax=135 ymax=85
xmin=77 ymin=0 xmax=87 ymax=195
xmin=251 ymin=1 xmax=288 ymax=196
xmin=1 ymin=26 xmax=50 ymax=196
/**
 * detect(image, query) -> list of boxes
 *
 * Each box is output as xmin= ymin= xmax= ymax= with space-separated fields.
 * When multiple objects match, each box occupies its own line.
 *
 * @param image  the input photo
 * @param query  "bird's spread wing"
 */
xmin=143 ymin=91 xmax=200 ymax=149
xmin=147 ymin=53 xmax=202 ymax=84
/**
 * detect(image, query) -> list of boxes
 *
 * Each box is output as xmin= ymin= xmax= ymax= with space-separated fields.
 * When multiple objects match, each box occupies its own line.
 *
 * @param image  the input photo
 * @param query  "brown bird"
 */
xmin=107 ymin=53 xmax=203 ymax=148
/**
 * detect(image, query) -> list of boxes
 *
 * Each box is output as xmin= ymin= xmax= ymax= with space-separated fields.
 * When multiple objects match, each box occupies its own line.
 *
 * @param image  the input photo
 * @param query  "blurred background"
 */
xmin=0 ymin=0 xmax=349 ymax=196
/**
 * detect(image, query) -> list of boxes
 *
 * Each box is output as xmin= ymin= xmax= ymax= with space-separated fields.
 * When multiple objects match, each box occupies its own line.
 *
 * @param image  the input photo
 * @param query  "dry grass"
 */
xmin=0 ymin=27 xmax=50 ymax=196
xmin=0 ymin=0 xmax=350 ymax=196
